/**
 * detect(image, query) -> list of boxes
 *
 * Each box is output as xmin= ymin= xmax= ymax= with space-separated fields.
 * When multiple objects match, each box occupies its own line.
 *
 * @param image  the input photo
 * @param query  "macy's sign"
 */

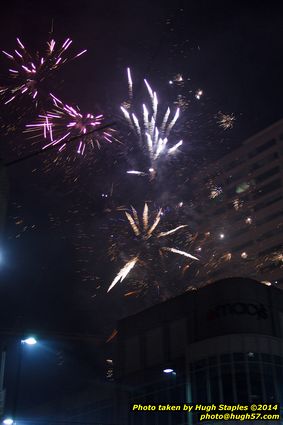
xmin=207 ymin=302 xmax=268 ymax=320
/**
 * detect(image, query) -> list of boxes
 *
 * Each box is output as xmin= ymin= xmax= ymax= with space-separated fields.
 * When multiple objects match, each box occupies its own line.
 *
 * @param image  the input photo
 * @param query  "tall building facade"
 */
xmin=0 ymin=160 xmax=8 ymax=241
xmin=14 ymin=381 xmax=116 ymax=425
xmin=115 ymin=277 xmax=283 ymax=425
xmin=191 ymin=119 xmax=283 ymax=288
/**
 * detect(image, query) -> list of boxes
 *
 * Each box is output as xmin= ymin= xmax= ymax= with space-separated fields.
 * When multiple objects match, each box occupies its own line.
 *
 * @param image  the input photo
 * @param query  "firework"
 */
xmin=1 ymin=37 xmax=87 ymax=105
xmin=271 ymin=252 xmax=283 ymax=265
xmin=127 ymin=67 xmax=133 ymax=101
xmin=26 ymin=94 xmax=117 ymax=155
xmin=217 ymin=111 xmax=235 ymax=130
xmin=173 ymin=73 xmax=184 ymax=86
xmin=174 ymin=94 xmax=189 ymax=110
xmin=259 ymin=251 xmax=283 ymax=269
xmin=107 ymin=203 xmax=198 ymax=292
xmin=209 ymin=186 xmax=223 ymax=199
xmin=106 ymin=329 xmax=118 ymax=343
xmin=120 ymin=69 xmax=184 ymax=178
xmin=195 ymin=89 xmax=203 ymax=100
xmin=233 ymin=198 xmax=244 ymax=210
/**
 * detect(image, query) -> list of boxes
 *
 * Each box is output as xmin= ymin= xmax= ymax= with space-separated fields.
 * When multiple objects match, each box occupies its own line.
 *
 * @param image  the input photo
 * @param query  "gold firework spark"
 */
xmin=107 ymin=257 xmax=138 ymax=292
xmin=107 ymin=203 xmax=199 ymax=292
xmin=217 ymin=112 xmax=235 ymax=130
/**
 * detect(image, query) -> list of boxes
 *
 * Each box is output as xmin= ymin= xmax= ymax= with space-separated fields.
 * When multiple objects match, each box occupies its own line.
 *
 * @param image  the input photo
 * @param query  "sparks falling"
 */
xmin=107 ymin=203 xmax=199 ymax=292
xmin=1 ymin=37 xmax=87 ymax=105
xmin=217 ymin=111 xmax=235 ymax=130
xmin=121 ymin=69 xmax=184 ymax=178
xmin=26 ymin=94 xmax=117 ymax=155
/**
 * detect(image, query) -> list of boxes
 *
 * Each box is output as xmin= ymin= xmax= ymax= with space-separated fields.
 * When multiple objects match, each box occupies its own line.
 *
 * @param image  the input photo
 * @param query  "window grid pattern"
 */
xmin=189 ymin=353 xmax=283 ymax=425
xmin=129 ymin=375 xmax=187 ymax=425
xmin=126 ymin=353 xmax=283 ymax=424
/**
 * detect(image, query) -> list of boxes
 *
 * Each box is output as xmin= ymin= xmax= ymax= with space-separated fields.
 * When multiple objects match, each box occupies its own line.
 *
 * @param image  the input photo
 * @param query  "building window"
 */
xmin=220 ymin=364 xmax=234 ymax=402
xmin=234 ymin=362 xmax=248 ymax=402
xmin=257 ymin=225 xmax=283 ymax=242
xmin=254 ymin=166 xmax=280 ymax=184
xmin=254 ymin=193 xmax=283 ymax=212
xmin=230 ymin=226 xmax=249 ymax=239
xmin=262 ymin=364 xmax=276 ymax=402
xmin=258 ymin=243 xmax=282 ymax=257
xmin=190 ymin=353 xmax=283 ymax=408
xmin=224 ymin=158 xmax=242 ymax=172
xmin=248 ymin=362 xmax=263 ymax=402
xmin=234 ymin=240 xmax=253 ymax=252
xmin=251 ymin=151 xmax=279 ymax=171
xmin=248 ymin=139 xmax=276 ymax=159
xmin=125 ymin=336 xmax=141 ymax=373
xmin=146 ymin=327 xmax=163 ymax=366
xmin=226 ymin=172 xmax=242 ymax=185
xmin=195 ymin=369 xmax=208 ymax=403
xmin=236 ymin=181 xmax=252 ymax=194
xmin=256 ymin=209 xmax=283 ymax=226
xmin=208 ymin=366 xmax=221 ymax=403
xmin=253 ymin=178 xmax=282 ymax=200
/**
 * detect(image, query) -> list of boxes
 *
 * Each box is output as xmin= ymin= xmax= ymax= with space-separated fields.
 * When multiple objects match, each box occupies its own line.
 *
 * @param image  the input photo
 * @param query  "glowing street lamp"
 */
xmin=13 ymin=337 xmax=38 ymax=420
xmin=1 ymin=337 xmax=39 ymax=425
xmin=163 ymin=368 xmax=174 ymax=373
xmin=2 ymin=418 xmax=14 ymax=425
xmin=163 ymin=368 xmax=176 ymax=376
xmin=21 ymin=337 xmax=37 ymax=346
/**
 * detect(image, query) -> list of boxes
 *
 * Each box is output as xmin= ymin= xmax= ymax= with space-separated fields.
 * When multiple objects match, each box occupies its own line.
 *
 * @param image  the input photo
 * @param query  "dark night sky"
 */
xmin=0 ymin=0 xmax=283 ymax=413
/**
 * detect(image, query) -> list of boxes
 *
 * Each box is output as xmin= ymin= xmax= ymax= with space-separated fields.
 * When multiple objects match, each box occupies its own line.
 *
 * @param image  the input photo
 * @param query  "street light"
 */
xmin=163 ymin=368 xmax=174 ymax=374
xmin=1 ymin=336 xmax=39 ymax=425
xmin=21 ymin=337 xmax=37 ymax=346
xmin=2 ymin=418 xmax=13 ymax=425
xmin=13 ymin=336 xmax=38 ymax=420
xmin=163 ymin=368 xmax=176 ymax=376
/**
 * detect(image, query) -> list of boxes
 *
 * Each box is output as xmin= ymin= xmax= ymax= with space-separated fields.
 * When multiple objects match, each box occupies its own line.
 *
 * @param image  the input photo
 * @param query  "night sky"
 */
xmin=0 ymin=0 xmax=283 ymax=414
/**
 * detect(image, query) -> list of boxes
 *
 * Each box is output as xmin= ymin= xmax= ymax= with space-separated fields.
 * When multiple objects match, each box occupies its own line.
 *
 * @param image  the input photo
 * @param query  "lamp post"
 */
xmin=0 ymin=348 xmax=6 ymax=418
xmin=1 ymin=336 xmax=37 ymax=425
xmin=12 ymin=337 xmax=37 ymax=423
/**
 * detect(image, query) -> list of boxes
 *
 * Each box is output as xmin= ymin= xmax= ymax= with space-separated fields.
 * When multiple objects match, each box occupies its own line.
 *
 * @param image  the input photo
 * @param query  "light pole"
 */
xmin=0 ymin=348 xmax=7 ymax=418
xmin=13 ymin=337 xmax=38 ymax=423
xmin=1 ymin=336 xmax=37 ymax=425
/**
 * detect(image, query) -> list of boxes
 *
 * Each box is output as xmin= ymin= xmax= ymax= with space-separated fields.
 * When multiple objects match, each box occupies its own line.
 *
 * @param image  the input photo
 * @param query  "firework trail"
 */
xmin=0 ymin=37 xmax=87 ymax=106
xmin=127 ymin=67 xmax=133 ymax=102
xmin=107 ymin=203 xmax=198 ymax=292
xmin=26 ymin=94 xmax=118 ymax=155
xmin=120 ymin=69 xmax=184 ymax=179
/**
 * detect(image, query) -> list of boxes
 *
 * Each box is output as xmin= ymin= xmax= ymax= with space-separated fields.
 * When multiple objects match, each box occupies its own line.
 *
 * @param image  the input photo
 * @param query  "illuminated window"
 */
xmin=236 ymin=181 xmax=251 ymax=194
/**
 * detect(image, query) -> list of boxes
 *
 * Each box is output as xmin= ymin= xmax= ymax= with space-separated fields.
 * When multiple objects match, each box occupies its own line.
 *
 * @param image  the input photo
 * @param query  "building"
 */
xmin=14 ymin=380 xmax=116 ymax=425
xmin=191 ymin=119 xmax=283 ymax=288
xmin=0 ymin=160 xmax=8 ymax=241
xmin=115 ymin=277 xmax=283 ymax=424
